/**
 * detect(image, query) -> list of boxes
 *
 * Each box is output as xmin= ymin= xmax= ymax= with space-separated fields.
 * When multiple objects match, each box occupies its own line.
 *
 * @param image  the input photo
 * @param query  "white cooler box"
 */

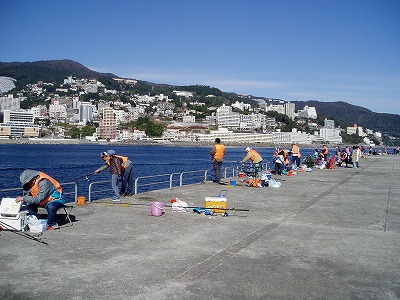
xmin=0 ymin=198 xmax=28 ymax=231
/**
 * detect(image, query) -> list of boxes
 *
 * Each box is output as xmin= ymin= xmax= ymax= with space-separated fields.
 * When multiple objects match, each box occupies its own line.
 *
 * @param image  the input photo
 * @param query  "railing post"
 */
xmin=88 ymin=182 xmax=93 ymax=202
xmin=74 ymin=182 xmax=78 ymax=202
xmin=169 ymin=174 xmax=174 ymax=189
xmin=134 ymin=178 xmax=139 ymax=195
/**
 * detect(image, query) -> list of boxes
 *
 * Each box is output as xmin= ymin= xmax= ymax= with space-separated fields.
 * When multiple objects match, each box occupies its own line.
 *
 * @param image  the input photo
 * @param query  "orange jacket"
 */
xmin=212 ymin=143 xmax=226 ymax=161
xmin=30 ymin=172 xmax=63 ymax=207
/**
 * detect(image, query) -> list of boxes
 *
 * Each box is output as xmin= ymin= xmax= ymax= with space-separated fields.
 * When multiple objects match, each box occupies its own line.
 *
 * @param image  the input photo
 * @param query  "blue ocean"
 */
xmin=0 ymin=143 xmax=316 ymax=200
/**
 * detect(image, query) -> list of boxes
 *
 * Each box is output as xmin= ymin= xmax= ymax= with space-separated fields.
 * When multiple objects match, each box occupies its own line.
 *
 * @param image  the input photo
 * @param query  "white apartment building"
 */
xmin=285 ymin=102 xmax=295 ymax=120
xmin=346 ymin=125 xmax=363 ymax=136
xmin=31 ymin=105 xmax=48 ymax=118
xmin=297 ymin=105 xmax=317 ymax=119
xmin=319 ymin=128 xmax=343 ymax=143
xmin=193 ymin=127 xmax=312 ymax=145
xmin=231 ymin=101 xmax=252 ymax=111
xmin=265 ymin=103 xmax=285 ymax=114
xmin=324 ymin=119 xmax=335 ymax=129
xmin=216 ymin=104 xmax=240 ymax=128
xmin=0 ymin=110 xmax=40 ymax=138
xmin=239 ymin=113 xmax=266 ymax=131
xmin=80 ymin=102 xmax=94 ymax=123
xmin=49 ymin=101 xmax=67 ymax=121
xmin=194 ymin=128 xmax=273 ymax=144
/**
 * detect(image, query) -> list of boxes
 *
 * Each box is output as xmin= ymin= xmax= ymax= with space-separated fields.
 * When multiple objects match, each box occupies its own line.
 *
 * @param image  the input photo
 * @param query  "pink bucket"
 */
xmin=151 ymin=202 xmax=164 ymax=216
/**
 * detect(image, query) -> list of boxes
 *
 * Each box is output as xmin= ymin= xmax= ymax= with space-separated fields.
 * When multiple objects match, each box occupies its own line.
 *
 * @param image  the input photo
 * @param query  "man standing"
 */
xmin=210 ymin=138 xmax=226 ymax=183
xmin=291 ymin=143 xmax=301 ymax=167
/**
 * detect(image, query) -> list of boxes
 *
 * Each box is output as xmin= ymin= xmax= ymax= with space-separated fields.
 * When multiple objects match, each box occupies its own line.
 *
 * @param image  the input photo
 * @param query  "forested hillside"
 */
xmin=1 ymin=59 xmax=399 ymax=143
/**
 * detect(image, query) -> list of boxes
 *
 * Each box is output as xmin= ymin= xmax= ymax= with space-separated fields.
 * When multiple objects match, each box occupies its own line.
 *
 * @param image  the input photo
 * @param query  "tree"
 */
xmin=81 ymin=126 xmax=96 ymax=137
xmin=69 ymin=127 xmax=81 ymax=139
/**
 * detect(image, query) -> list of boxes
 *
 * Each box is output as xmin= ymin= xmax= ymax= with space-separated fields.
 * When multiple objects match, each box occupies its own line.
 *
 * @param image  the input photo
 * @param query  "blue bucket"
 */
xmin=230 ymin=180 xmax=237 ymax=186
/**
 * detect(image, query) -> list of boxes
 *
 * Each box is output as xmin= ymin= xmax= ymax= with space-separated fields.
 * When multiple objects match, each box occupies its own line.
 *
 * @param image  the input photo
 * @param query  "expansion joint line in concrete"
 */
xmin=384 ymin=186 xmax=391 ymax=232
xmin=177 ymin=162 xmax=373 ymax=283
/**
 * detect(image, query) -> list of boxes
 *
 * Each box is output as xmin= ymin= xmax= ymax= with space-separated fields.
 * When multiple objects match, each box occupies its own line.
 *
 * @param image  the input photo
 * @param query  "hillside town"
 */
xmin=0 ymin=75 xmax=381 ymax=145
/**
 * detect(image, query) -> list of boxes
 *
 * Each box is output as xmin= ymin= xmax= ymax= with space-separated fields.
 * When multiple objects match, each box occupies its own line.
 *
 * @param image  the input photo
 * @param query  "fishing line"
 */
xmin=92 ymin=201 xmax=249 ymax=211
xmin=0 ymin=220 xmax=48 ymax=245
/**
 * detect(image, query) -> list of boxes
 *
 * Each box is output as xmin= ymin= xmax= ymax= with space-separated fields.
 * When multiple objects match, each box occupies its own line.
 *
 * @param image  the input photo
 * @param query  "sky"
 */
xmin=1 ymin=0 xmax=399 ymax=115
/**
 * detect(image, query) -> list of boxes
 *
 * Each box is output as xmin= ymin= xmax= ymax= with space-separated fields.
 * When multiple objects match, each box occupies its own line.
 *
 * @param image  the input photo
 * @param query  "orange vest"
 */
xmin=213 ymin=144 xmax=225 ymax=161
xmin=30 ymin=172 xmax=63 ymax=207
xmin=249 ymin=149 xmax=262 ymax=162
xmin=323 ymin=147 xmax=329 ymax=155
xmin=292 ymin=145 xmax=299 ymax=155
xmin=116 ymin=155 xmax=130 ymax=170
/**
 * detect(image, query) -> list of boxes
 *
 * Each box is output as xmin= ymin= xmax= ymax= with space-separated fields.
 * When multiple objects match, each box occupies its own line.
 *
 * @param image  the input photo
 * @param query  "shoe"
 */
xmin=124 ymin=193 xmax=133 ymax=197
xmin=48 ymin=224 xmax=60 ymax=230
xmin=112 ymin=197 xmax=121 ymax=202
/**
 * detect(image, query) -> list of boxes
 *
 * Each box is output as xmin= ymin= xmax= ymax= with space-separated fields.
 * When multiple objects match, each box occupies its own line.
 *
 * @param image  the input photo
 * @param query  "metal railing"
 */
xmin=1 ymin=167 xmax=237 ymax=203
xmin=0 ymin=182 xmax=78 ymax=203
xmin=88 ymin=166 xmax=236 ymax=202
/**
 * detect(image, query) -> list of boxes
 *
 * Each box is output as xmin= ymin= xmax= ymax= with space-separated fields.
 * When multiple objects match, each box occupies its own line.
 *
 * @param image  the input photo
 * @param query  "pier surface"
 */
xmin=1 ymin=155 xmax=399 ymax=299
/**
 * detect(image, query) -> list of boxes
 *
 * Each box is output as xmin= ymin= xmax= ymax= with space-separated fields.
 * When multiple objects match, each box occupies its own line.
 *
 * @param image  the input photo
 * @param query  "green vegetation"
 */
xmin=2 ymin=59 xmax=400 ymax=143
xmin=341 ymin=132 xmax=363 ymax=144
xmin=64 ymin=125 xmax=96 ymax=139
xmin=122 ymin=116 xmax=165 ymax=137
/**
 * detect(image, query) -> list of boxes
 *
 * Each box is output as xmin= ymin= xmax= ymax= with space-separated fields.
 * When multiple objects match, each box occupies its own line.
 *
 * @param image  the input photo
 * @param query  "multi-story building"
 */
xmin=239 ymin=113 xmax=266 ymax=131
xmin=0 ymin=110 xmax=40 ymax=138
xmin=285 ymin=102 xmax=295 ymax=120
xmin=216 ymin=104 xmax=240 ymax=128
xmin=320 ymin=128 xmax=343 ymax=143
xmin=31 ymin=105 xmax=48 ymax=119
xmin=324 ymin=119 xmax=335 ymax=129
xmin=98 ymin=107 xmax=118 ymax=140
xmin=49 ymin=101 xmax=67 ymax=122
xmin=297 ymin=105 xmax=317 ymax=119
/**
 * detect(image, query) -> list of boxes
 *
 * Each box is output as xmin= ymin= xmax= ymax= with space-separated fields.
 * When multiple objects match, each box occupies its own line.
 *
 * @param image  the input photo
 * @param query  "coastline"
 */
xmin=0 ymin=137 xmax=340 ymax=149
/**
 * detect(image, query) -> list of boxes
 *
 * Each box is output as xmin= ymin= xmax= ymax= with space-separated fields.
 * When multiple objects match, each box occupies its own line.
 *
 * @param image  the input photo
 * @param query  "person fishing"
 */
xmin=114 ymin=152 xmax=133 ymax=197
xmin=94 ymin=150 xmax=123 ymax=201
xmin=15 ymin=169 xmax=66 ymax=230
xmin=209 ymin=138 xmax=226 ymax=184
xmin=241 ymin=147 xmax=264 ymax=178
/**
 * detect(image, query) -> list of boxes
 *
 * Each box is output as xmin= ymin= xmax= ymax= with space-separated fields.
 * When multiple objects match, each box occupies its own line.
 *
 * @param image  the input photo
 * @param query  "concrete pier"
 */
xmin=1 ymin=155 xmax=399 ymax=299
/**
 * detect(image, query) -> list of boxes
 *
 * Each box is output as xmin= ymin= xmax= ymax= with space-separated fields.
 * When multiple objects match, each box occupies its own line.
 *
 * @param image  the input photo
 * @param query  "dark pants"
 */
xmin=27 ymin=201 xmax=64 ymax=226
xmin=291 ymin=156 xmax=300 ymax=167
xmin=275 ymin=163 xmax=283 ymax=175
xmin=213 ymin=160 xmax=223 ymax=182
xmin=121 ymin=164 xmax=134 ymax=195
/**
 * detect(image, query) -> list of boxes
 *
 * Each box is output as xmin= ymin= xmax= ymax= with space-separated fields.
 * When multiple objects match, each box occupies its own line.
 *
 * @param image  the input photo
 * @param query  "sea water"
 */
xmin=0 ymin=143 xmax=316 ymax=199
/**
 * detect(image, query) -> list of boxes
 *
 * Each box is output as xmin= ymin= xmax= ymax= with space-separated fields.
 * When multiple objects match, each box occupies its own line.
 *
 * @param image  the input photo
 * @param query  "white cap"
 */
xmin=246 ymin=147 xmax=251 ymax=152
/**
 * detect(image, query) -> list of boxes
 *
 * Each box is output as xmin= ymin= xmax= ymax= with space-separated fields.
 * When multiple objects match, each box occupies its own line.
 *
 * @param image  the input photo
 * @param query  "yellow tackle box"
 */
xmin=205 ymin=196 xmax=227 ymax=213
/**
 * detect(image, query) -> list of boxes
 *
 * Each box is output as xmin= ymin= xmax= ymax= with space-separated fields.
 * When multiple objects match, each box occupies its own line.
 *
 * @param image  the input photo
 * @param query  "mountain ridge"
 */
xmin=1 ymin=59 xmax=399 ymax=142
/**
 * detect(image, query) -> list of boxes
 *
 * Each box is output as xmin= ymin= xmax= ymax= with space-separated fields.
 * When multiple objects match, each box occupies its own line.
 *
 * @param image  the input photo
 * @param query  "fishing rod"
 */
xmin=0 ymin=220 xmax=48 ymax=245
xmin=92 ymin=201 xmax=250 ymax=212
xmin=67 ymin=173 xmax=95 ymax=183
